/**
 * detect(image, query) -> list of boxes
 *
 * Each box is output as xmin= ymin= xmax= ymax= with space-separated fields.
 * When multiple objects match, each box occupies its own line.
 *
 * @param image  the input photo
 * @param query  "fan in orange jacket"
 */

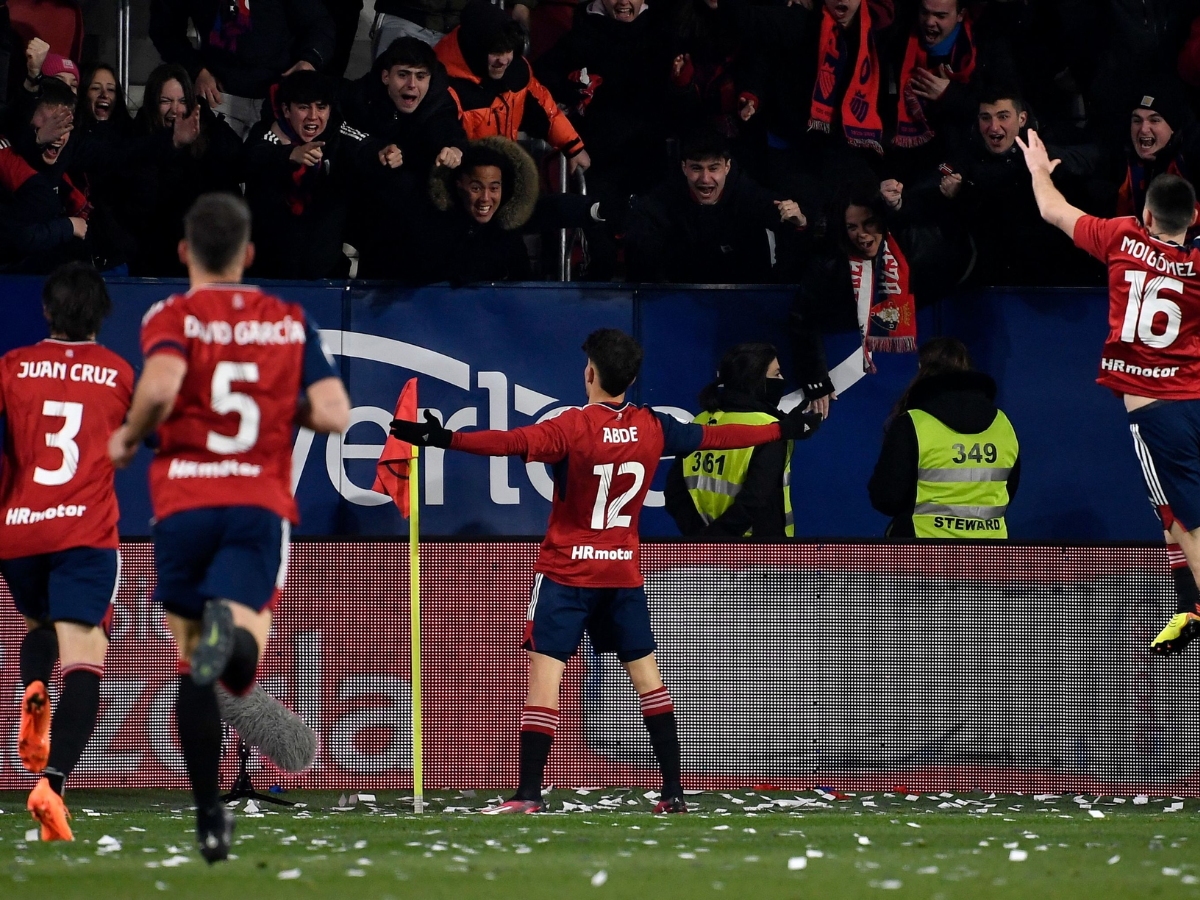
xmin=435 ymin=0 xmax=591 ymax=173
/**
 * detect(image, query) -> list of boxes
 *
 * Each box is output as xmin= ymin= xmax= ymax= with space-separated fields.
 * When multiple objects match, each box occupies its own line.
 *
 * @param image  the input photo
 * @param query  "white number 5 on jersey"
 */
xmin=207 ymin=361 xmax=261 ymax=455
xmin=1122 ymin=271 xmax=1184 ymax=348
xmin=33 ymin=400 xmax=83 ymax=486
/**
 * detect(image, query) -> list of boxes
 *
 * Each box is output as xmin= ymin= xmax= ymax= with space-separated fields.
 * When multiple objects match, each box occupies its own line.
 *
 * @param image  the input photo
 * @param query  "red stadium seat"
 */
xmin=7 ymin=0 xmax=84 ymax=65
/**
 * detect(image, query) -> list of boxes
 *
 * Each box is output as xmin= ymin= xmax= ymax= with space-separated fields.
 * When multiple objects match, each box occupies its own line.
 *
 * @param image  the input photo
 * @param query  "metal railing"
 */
xmin=557 ymin=155 xmax=587 ymax=282
xmin=117 ymin=0 xmax=132 ymax=103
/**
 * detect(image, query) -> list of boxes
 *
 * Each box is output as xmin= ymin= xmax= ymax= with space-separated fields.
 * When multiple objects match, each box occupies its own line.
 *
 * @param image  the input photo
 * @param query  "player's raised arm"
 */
xmin=109 ymin=352 xmax=186 ymax=469
xmin=1016 ymin=129 xmax=1086 ymax=238
xmin=658 ymin=404 xmax=823 ymax=457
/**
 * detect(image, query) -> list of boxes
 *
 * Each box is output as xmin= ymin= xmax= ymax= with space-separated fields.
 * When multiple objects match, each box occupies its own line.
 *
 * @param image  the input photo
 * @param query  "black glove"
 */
xmin=778 ymin=407 xmax=823 ymax=441
xmin=390 ymin=409 xmax=452 ymax=448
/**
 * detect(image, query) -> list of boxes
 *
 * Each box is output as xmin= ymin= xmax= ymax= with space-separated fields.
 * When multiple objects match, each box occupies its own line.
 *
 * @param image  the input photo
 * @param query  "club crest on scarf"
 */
xmin=808 ymin=4 xmax=883 ymax=154
xmin=850 ymin=236 xmax=917 ymax=372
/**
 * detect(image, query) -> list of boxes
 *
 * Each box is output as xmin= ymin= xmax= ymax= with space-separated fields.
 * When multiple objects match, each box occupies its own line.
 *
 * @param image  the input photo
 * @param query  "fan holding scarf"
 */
xmin=788 ymin=181 xmax=969 ymax=418
xmin=893 ymin=0 xmax=976 ymax=149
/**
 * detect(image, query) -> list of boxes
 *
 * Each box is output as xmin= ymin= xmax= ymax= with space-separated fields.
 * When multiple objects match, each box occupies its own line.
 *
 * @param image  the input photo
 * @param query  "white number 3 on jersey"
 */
xmin=33 ymin=400 xmax=83 ymax=486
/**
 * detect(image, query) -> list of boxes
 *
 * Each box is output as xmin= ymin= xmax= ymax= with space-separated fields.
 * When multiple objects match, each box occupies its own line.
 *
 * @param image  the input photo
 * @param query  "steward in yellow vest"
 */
xmin=869 ymin=365 xmax=1020 ymax=539
xmin=666 ymin=343 xmax=809 ymax=537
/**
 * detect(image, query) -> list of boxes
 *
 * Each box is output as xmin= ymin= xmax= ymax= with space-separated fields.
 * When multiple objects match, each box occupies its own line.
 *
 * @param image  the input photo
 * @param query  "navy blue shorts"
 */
xmin=153 ymin=506 xmax=289 ymax=620
xmin=522 ymin=573 xmax=657 ymax=663
xmin=1129 ymin=400 xmax=1200 ymax=531
xmin=1 ymin=547 xmax=119 ymax=630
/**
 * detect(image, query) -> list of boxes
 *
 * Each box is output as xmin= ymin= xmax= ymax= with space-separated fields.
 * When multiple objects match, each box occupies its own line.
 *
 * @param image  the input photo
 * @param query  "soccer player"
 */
xmin=108 ymin=193 xmax=350 ymax=862
xmin=390 ymin=329 xmax=821 ymax=813
xmin=0 ymin=263 xmax=133 ymax=841
xmin=1019 ymin=129 xmax=1200 ymax=655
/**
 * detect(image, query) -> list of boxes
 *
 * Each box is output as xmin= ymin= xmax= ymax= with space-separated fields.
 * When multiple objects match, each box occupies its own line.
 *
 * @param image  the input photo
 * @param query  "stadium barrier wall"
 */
xmin=0 ymin=278 xmax=1161 ymax=541
xmin=2 ymin=539 xmax=1196 ymax=796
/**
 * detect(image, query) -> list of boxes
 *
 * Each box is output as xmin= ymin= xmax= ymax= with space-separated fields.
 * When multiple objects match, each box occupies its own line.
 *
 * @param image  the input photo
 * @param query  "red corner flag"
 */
xmin=373 ymin=378 xmax=419 ymax=517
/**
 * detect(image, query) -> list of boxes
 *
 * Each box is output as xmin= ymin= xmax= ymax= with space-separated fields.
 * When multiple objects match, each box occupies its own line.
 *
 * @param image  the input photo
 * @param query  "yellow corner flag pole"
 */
xmin=409 ymin=445 xmax=424 ymax=814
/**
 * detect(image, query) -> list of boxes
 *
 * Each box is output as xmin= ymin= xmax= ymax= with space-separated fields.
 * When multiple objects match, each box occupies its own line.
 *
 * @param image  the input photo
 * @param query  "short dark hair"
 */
xmin=279 ymin=70 xmax=337 ymax=107
xmin=34 ymin=78 xmax=77 ymax=113
xmin=490 ymin=20 xmax=527 ymax=55
xmin=1146 ymin=174 xmax=1198 ymax=235
xmin=42 ymin=263 xmax=112 ymax=340
xmin=680 ymin=129 xmax=732 ymax=164
xmin=378 ymin=36 xmax=439 ymax=75
xmin=978 ymin=86 xmax=1026 ymax=116
xmin=184 ymin=193 xmax=252 ymax=272
xmin=582 ymin=329 xmax=644 ymax=396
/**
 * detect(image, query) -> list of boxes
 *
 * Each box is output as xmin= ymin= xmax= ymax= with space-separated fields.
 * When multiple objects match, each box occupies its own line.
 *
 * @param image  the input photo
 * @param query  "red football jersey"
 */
xmin=450 ymin=403 xmax=784 ymax=587
xmin=139 ymin=284 xmax=335 ymax=523
xmin=0 ymin=340 xmax=133 ymax=558
xmin=1074 ymin=215 xmax=1200 ymax=399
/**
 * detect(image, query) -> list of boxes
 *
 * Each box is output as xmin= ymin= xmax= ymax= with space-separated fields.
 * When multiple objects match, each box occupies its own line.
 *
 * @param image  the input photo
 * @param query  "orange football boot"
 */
xmin=28 ymin=777 xmax=73 ymax=842
xmin=18 ymin=681 xmax=50 ymax=773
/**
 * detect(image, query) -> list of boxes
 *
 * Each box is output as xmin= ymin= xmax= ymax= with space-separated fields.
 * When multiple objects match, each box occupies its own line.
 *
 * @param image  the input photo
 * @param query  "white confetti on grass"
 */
xmin=874 ymin=880 xmax=902 ymax=890
xmin=1089 ymin=810 xmax=1105 ymax=819
xmin=917 ymin=866 xmax=939 ymax=875
xmin=858 ymin=836 xmax=871 ymax=846
xmin=25 ymin=829 xmax=39 ymax=842
xmin=679 ymin=853 xmax=697 ymax=860
xmin=278 ymin=868 xmax=302 ymax=880
xmin=1009 ymin=850 xmax=1028 ymax=862
xmin=1133 ymin=795 xmax=1149 ymax=805
xmin=1163 ymin=868 xmax=1182 ymax=877
xmin=1108 ymin=856 xmax=1120 ymax=865
xmin=806 ymin=850 xmax=824 ymax=858
xmin=788 ymin=857 xmax=808 ymax=870
xmin=591 ymin=870 xmax=608 ymax=887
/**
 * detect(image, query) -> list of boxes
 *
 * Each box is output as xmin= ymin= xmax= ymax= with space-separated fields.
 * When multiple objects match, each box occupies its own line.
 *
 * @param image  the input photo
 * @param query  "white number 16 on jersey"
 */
xmin=1122 ymin=270 xmax=1184 ymax=348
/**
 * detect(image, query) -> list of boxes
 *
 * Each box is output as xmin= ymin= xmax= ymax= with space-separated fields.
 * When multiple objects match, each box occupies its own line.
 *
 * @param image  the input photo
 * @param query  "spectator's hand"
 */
xmin=775 ymin=199 xmax=806 ymax=229
xmin=805 ymin=391 xmax=836 ymax=420
xmin=511 ymin=3 xmax=531 ymax=27
xmin=939 ymin=172 xmax=963 ymax=199
xmin=787 ymin=0 xmax=813 ymax=8
xmin=290 ymin=140 xmax=325 ymax=167
xmin=739 ymin=95 xmax=757 ymax=121
xmin=69 ymin=216 xmax=88 ymax=240
xmin=26 ymin=37 xmax=50 ymax=81
xmin=779 ymin=407 xmax=823 ymax=441
xmin=568 ymin=149 xmax=591 ymax=174
xmin=671 ymin=54 xmax=691 ymax=85
xmin=1015 ymin=129 xmax=1060 ymax=176
xmin=880 ymin=178 xmax=903 ymax=210
xmin=435 ymin=146 xmax=463 ymax=168
xmin=379 ymin=143 xmax=404 ymax=168
xmin=32 ymin=104 xmax=73 ymax=145
xmin=282 ymin=60 xmax=316 ymax=76
xmin=910 ymin=65 xmax=950 ymax=102
xmin=108 ymin=425 xmax=137 ymax=469
xmin=195 ymin=68 xmax=223 ymax=107
xmin=390 ymin=410 xmax=452 ymax=448
xmin=172 ymin=105 xmax=201 ymax=148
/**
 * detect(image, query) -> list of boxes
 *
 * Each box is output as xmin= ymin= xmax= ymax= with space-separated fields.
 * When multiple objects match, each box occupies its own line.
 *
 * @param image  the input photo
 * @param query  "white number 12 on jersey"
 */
xmin=591 ymin=462 xmax=646 ymax=529
xmin=1122 ymin=270 xmax=1184 ymax=348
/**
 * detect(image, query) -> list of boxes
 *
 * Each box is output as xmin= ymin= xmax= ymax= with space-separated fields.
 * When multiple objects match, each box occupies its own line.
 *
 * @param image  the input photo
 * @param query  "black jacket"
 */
xmin=625 ymin=163 xmax=797 ymax=284
xmin=664 ymin=389 xmax=790 ymax=538
xmin=788 ymin=218 xmax=970 ymax=398
xmin=920 ymin=120 xmax=1104 ymax=286
xmin=408 ymin=135 xmax=539 ymax=284
xmin=535 ymin=4 xmax=671 ymax=172
xmin=244 ymin=114 xmax=375 ymax=279
xmin=339 ymin=65 xmax=468 ymax=172
xmin=149 ymin=0 xmax=335 ymax=98
xmin=867 ymin=370 xmax=1021 ymax=537
xmin=119 ymin=109 xmax=245 ymax=276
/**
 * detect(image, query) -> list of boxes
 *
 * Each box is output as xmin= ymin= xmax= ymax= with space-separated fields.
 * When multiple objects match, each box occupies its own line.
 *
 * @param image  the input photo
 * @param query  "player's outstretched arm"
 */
xmin=297 ymin=376 xmax=350 ymax=434
xmin=390 ymin=410 xmax=567 ymax=460
xmin=1016 ymin=129 xmax=1085 ymax=238
xmin=697 ymin=406 xmax=823 ymax=451
xmin=109 ymin=352 xmax=187 ymax=469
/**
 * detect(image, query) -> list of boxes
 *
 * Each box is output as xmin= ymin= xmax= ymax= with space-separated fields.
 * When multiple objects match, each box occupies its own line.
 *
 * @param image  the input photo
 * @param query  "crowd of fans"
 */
xmin=1 ymin=0 xmax=1198 ymax=299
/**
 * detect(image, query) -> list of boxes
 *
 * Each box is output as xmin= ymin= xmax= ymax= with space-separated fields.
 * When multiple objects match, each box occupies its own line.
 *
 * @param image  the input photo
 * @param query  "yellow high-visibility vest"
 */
xmin=908 ymin=407 xmax=1018 ymax=538
xmin=684 ymin=410 xmax=793 ymax=537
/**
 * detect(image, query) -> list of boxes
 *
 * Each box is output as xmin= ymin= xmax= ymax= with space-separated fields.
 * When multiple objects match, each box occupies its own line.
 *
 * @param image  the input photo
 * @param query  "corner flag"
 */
xmin=372 ymin=378 xmax=419 ymax=516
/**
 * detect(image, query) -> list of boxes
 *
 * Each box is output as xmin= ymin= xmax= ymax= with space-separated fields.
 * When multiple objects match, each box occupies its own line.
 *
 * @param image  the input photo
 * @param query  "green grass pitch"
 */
xmin=1 ymin=789 xmax=1198 ymax=899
